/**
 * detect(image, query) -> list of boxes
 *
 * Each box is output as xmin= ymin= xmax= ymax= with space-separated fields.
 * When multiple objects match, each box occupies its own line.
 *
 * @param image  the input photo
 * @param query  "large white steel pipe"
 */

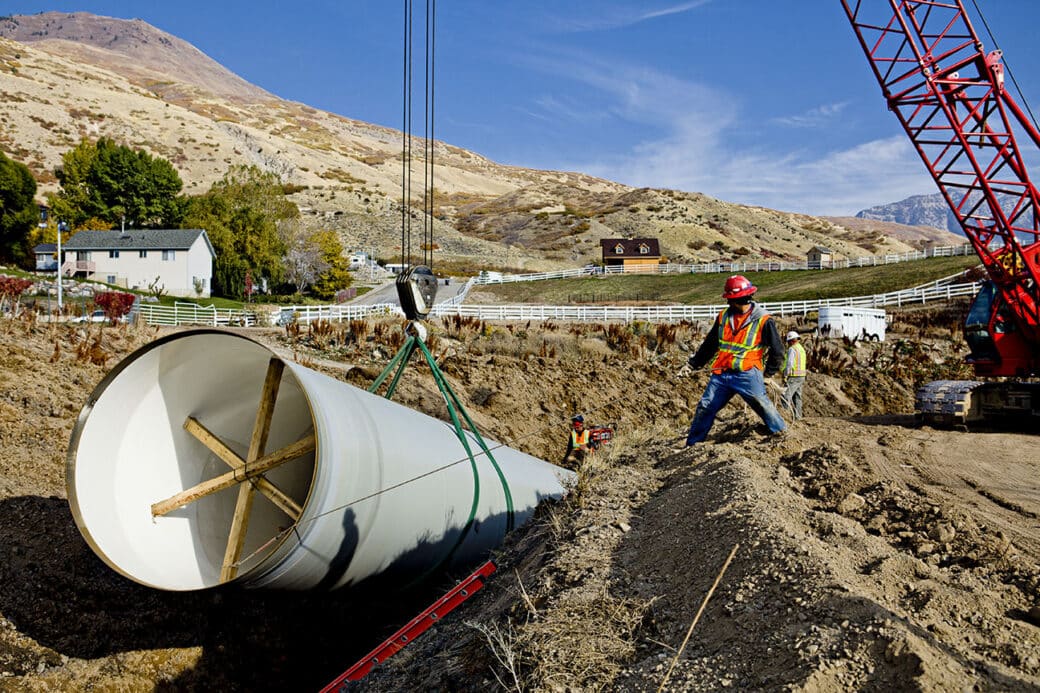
xmin=67 ymin=329 xmax=574 ymax=591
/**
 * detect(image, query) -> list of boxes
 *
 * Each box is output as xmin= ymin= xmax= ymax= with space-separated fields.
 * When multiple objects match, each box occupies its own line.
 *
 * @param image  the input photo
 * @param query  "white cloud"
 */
xmin=772 ymin=101 xmax=851 ymax=129
xmin=705 ymin=136 xmax=937 ymax=215
xmin=636 ymin=1 xmax=713 ymax=23
xmin=523 ymin=51 xmax=735 ymax=131
xmin=509 ymin=44 xmax=938 ymax=216
xmin=551 ymin=1 xmax=713 ymax=33
xmin=578 ymin=129 xmax=936 ymax=216
xmin=531 ymin=94 xmax=608 ymax=123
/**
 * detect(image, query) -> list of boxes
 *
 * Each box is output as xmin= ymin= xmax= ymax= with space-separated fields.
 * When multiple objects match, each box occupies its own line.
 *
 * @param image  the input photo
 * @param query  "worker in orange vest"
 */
xmin=563 ymin=414 xmax=593 ymax=465
xmin=684 ymin=275 xmax=787 ymax=445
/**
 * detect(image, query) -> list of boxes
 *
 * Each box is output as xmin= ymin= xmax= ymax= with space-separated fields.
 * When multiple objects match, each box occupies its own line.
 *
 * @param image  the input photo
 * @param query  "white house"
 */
xmin=60 ymin=229 xmax=216 ymax=297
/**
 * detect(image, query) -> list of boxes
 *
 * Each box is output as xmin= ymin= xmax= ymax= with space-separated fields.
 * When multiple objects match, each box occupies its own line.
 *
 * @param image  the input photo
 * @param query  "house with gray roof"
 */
xmin=33 ymin=243 xmax=58 ymax=272
xmin=806 ymin=245 xmax=834 ymax=269
xmin=61 ymin=229 xmax=216 ymax=297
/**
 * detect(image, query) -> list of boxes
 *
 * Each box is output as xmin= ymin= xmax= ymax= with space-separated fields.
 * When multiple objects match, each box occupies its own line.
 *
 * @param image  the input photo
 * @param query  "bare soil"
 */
xmin=0 ymin=310 xmax=1037 ymax=691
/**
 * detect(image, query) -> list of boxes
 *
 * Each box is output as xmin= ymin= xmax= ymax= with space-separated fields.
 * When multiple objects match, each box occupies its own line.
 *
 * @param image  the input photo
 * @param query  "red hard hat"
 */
xmin=723 ymin=275 xmax=757 ymax=299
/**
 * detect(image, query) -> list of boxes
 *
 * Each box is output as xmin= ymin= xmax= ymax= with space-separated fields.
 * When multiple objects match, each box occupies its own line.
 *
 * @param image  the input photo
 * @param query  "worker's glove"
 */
xmin=764 ymin=368 xmax=778 ymax=378
xmin=687 ymin=356 xmax=699 ymax=369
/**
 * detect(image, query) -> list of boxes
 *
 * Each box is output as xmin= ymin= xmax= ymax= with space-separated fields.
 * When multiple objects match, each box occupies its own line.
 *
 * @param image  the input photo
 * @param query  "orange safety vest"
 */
xmin=571 ymin=429 xmax=590 ymax=447
xmin=712 ymin=307 xmax=769 ymax=372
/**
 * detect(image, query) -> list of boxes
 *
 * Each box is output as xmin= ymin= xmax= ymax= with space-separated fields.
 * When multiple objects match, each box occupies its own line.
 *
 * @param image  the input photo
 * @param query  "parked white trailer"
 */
xmin=817 ymin=306 xmax=888 ymax=341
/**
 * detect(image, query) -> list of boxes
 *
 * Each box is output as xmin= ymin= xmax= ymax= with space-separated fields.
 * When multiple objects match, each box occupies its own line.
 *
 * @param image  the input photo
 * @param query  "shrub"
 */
xmin=93 ymin=291 xmax=136 ymax=324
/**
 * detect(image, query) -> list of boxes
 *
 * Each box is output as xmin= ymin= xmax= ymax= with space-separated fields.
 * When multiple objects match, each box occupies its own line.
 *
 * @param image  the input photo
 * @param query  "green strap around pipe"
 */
xmin=367 ymin=331 xmax=516 ymax=543
xmin=414 ymin=336 xmax=515 ymax=530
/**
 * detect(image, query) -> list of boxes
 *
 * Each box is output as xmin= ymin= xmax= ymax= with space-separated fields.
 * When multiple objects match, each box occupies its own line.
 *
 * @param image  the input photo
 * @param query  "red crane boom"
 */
xmin=841 ymin=0 xmax=1040 ymax=423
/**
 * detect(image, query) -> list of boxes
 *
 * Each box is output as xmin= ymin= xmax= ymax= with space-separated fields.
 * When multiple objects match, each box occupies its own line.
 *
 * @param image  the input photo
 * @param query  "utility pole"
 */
xmin=57 ymin=221 xmax=68 ymax=312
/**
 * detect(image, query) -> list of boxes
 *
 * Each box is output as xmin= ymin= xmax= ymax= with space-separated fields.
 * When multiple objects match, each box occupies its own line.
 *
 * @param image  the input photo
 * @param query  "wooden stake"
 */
xmin=657 ymin=542 xmax=741 ymax=693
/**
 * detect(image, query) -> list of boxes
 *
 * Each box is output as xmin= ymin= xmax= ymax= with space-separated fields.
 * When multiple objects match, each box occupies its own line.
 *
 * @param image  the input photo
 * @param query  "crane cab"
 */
xmin=964 ymin=281 xmax=1038 ymax=378
xmin=917 ymin=281 xmax=1040 ymax=428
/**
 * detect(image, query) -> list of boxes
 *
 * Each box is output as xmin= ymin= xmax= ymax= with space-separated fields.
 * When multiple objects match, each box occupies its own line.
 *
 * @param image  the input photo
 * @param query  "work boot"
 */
xmin=756 ymin=429 xmax=787 ymax=448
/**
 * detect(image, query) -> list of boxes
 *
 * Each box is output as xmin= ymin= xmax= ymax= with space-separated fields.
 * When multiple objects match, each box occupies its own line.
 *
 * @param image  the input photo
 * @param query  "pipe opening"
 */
xmin=68 ymin=332 xmax=316 ymax=591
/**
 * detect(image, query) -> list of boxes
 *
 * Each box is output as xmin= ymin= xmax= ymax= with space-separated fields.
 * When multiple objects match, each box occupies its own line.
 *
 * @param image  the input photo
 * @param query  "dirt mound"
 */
xmin=0 ymin=310 xmax=1037 ymax=691
xmin=360 ymin=419 xmax=1040 ymax=692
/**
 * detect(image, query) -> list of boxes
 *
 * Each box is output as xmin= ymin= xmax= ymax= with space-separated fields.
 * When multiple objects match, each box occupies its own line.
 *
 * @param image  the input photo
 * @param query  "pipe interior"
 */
xmin=70 ymin=334 xmax=316 ymax=590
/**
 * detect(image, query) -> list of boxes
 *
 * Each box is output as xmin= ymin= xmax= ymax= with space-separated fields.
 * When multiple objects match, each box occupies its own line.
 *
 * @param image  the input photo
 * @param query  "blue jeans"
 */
xmin=686 ymin=369 xmax=787 ymax=445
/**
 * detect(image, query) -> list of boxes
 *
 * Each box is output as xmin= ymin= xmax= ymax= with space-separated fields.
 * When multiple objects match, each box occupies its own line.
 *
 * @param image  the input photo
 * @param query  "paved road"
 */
xmin=351 ymin=277 xmax=465 ymax=307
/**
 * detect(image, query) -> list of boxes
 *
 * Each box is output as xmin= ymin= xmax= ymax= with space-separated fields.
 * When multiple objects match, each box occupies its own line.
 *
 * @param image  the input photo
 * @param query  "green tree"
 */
xmin=183 ymin=165 xmax=297 ymax=298
xmin=50 ymin=137 xmax=184 ymax=229
xmin=0 ymin=151 xmax=38 ymax=267
xmin=310 ymin=229 xmax=353 ymax=300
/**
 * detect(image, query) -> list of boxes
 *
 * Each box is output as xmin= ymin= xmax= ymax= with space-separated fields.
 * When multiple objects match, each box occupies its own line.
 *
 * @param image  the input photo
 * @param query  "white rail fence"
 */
xmin=138 ymin=301 xmax=416 ymax=328
xmin=437 ymin=278 xmax=476 ymax=307
xmin=137 ymin=302 xmax=260 ymax=327
xmin=135 ymin=277 xmax=979 ymax=327
xmin=428 ymin=282 xmax=981 ymax=322
xmin=274 ymin=303 xmax=403 ymax=324
xmin=474 ymin=244 xmax=974 ymax=284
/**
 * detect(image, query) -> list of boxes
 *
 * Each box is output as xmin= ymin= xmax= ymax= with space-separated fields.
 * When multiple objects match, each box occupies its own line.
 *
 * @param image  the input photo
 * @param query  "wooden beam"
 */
xmin=248 ymin=358 xmax=284 ymax=461
xmin=221 ymin=481 xmax=257 ymax=582
xmin=151 ymin=435 xmax=315 ymax=517
xmin=183 ymin=417 xmax=302 ymax=520
xmin=221 ymin=358 xmax=285 ymax=582
xmin=183 ymin=417 xmax=245 ymax=469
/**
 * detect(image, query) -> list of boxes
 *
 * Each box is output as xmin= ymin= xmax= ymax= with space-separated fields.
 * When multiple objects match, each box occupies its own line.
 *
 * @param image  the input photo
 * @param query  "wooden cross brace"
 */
xmin=150 ymin=358 xmax=315 ymax=583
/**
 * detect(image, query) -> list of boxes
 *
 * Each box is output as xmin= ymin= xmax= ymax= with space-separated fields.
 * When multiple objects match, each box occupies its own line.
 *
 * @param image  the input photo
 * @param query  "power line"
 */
xmin=970 ymin=0 xmax=1040 ymax=134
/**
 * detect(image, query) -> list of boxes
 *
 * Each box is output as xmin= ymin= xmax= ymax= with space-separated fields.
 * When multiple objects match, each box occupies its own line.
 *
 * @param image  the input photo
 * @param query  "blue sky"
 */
xmin=7 ymin=1 xmax=1040 ymax=216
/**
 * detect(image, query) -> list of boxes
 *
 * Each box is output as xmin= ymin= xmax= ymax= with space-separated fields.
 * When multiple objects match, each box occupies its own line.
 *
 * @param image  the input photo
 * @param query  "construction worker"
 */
xmin=563 ymin=414 xmax=593 ymax=465
xmin=684 ymin=275 xmax=787 ymax=445
xmin=781 ymin=330 xmax=808 ymax=420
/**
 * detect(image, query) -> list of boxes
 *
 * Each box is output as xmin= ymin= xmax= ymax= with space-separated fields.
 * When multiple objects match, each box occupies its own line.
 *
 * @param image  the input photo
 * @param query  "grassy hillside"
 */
xmin=474 ymin=255 xmax=980 ymax=304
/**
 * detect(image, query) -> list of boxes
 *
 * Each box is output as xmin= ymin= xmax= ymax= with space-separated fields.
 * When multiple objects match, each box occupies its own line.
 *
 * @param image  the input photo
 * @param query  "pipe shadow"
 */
xmin=0 ymin=495 xmax=531 ymax=691
xmin=170 ymin=503 xmax=530 ymax=691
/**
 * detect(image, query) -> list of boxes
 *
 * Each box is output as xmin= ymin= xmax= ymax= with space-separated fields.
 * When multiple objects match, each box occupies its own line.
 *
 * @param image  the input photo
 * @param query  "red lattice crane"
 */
xmin=841 ymin=0 xmax=1040 ymax=425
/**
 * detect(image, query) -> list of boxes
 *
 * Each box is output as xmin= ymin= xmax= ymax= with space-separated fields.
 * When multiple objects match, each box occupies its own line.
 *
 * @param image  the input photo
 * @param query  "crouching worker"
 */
xmin=563 ymin=414 xmax=593 ymax=466
xmin=684 ymin=275 xmax=787 ymax=445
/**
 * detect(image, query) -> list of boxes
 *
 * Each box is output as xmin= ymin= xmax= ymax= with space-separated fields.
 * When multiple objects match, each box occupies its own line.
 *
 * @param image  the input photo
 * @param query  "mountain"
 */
xmin=0 ymin=11 xmax=272 ymax=103
xmin=821 ymin=215 xmax=962 ymax=249
xmin=855 ymin=193 xmax=958 ymax=234
xmin=0 ymin=12 xmax=966 ymax=271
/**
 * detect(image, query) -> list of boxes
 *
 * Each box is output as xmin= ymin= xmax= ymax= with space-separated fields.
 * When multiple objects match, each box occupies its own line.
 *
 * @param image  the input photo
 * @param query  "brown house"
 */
xmin=600 ymin=238 xmax=662 ymax=270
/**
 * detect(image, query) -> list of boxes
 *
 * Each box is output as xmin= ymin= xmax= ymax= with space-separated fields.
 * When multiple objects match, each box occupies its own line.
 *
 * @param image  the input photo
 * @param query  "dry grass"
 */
xmin=464 ymin=620 xmax=524 ymax=692
xmin=460 ymin=419 xmax=672 ymax=691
